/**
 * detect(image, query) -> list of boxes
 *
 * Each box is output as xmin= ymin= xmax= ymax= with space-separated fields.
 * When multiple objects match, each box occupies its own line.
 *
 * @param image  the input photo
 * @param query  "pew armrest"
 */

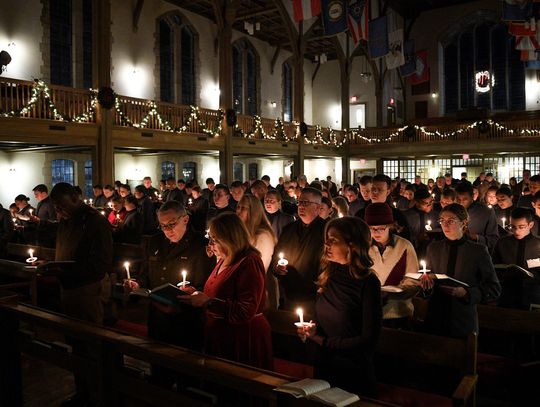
xmin=452 ymin=374 xmax=477 ymax=407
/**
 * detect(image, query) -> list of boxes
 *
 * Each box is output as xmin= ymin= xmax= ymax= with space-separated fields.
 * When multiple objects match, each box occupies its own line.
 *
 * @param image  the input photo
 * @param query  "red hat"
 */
xmin=364 ymin=203 xmax=394 ymax=226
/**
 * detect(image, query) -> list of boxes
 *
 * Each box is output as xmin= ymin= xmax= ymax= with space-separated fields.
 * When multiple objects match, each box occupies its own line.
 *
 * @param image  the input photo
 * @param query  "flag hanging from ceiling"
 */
xmin=321 ymin=0 xmax=348 ymax=36
xmin=502 ymin=0 xmax=533 ymax=21
xmin=368 ymin=16 xmax=389 ymax=58
xmin=347 ymin=0 xmax=369 ymax=45
xmin=399 ymin=40 xmax=416 ymax=77
xmin=293 ymin=0 xmax=322 ymax=22
xmin=386 ymin=28 xmax=404 ymax=69
xmin=410 ymin=50 xmax=429 ymax=85
xmin=508 ymin=19 xmax=540 ymax=60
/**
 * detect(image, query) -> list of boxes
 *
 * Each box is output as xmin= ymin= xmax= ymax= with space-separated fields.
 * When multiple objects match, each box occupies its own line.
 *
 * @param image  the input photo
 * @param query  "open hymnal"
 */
xmin=274 ymin=379 xmax=360 ymax=406
xmin=405 ymin=273 xmax=469 ymax=288
xmin=130 ymin=283 xmax=189 ymax=308
xmin=494 ymin=264 xmax=534 ymax=279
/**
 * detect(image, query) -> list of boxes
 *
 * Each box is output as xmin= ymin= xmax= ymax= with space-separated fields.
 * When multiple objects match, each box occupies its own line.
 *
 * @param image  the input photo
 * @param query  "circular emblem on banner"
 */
xmin=328 ymin=1 xmax=344 ymax=22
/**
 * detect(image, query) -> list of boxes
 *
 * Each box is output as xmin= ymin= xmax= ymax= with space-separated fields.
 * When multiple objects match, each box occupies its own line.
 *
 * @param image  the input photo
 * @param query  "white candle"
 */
xmin=502 ymin=217 xmax=506 ymax=229
xmin=338 ymin=212 xmax=344 ymax=218
xmin=488 ymin=204 xmax=493 ymax=209
xmin=28 ymin=249 xmax=34 ymax=259
xmin=278 ymin=252 xmax=288 ymax=267
xmin=425 ymin=220 xmax=432 ymax=231
xmin=100 ymin=211 xmax=105 ymax=216
xmin=12 ymin=217 xmax=16 ymax=223
xmin=29 ymin=209 xmax=33 ymax=216
xmin=84 ymin=199 xmax=88 ymax=204
xmin=116 ymin=214 xmax=120 ymax=220
xmin=205 ymin=229 xmax=209 ymax=239
xmin=188 ymin=198 xmax=193 ymax=205
xmin=108 ymin=202 xmax=113 ymax=209
xmin=89 ymin=199 xmax=93 ymax=205
xmin=420 ymin=260 xmax=427 ymax=273
xmin=154 ymin=191 xmax=158 ymax=196
xmin=124 ymin=261 xmax=131 ymax=280
xmin=181 ymin=270 xmax=187 ymax=286
xmin=393 ymin=201 xmax=397 ymax=208
xmin=296 ymin=307 xmax=304 ymax=325
xmin=431 ymin=193 xmax=435 ymax=199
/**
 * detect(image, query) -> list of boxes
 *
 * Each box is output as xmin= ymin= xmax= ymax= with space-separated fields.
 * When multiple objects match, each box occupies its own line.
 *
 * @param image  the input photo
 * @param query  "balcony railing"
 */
xmin=0 ymin=78 xmax=95 ymax=122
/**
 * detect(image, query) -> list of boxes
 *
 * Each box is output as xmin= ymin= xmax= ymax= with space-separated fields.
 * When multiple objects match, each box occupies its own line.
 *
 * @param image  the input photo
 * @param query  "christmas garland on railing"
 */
xmin=304 ymin=125 xmax=347 ymax=148
xmin=349 ymin=119 xmax=540 ymax=143
xmin=233 ymin=116 xmax=298 ymax=142
xmin=0 ymin=79 xmax=97 ymax=122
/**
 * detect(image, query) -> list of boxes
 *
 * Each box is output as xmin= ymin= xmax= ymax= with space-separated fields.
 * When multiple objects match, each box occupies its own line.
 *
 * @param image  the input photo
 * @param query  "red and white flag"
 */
xmin=347 ymin=0 xmax=369 ymax=45
xmin=509 ymin=20 xmax=540 ymax=61
xmin=293 ymin=0 xmax=321 ymax=22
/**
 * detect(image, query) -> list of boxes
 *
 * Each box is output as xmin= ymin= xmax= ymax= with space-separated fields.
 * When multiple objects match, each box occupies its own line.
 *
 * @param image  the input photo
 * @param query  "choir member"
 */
xmin=319 ymin=197 xmax=335 ymax=220
xmin=180 ymin=212 xmax=273 ymax=369
xmin=206 ymin=184 xmax=235 ymax=224
xmin=143 ymin=176 xmax=160 ymax=198
xmin=31 ymin=184 xmax=57 ymax=246
xmin=133 ymin=185 xmax=158 ymax=234
xmin=423 ymin=204 xmax=501 ymax=338
xmin=403 ymin=188 xmax=441 ymax=258
xmin=297 ymin=216 xmax=382 ymax=397
xmin=112 ymin=195 xmax=143 ymax=244
xmin=264 ymin=190 xmax=295 ymax=238
xmin=107 ymin=196 xmax=126 ymax=226
xmin=492 ymin=207 xmax=540 ymax=309
xmin=187 ymin=185 xmax=209 ymax=233
xmin=272 ymin=187 xmax=326 ymax=312
xmin=517 ymin=174 xmax=540 ymax=208
xmin=92 ymin=184 xmax=108 ymax=208
xmin=229 ymin=180 xmax=245 ymax=211
xmin=332 ymin=196 xmax=349 ymax=218
xmin=344 ymin=185 xmax=364 ymax=216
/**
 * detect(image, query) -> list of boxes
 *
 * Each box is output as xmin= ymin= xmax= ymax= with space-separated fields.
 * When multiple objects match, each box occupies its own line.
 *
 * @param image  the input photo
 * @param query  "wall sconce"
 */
xmin=270 ymin=101 xmax=277 ymax=108
xmin=431 ymin=92 xmax=438 ymax=99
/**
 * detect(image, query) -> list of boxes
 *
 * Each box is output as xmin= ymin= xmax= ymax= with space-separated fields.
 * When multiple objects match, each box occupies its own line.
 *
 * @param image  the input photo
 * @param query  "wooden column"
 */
xmin=92 ymin=0 xmax=114 ymax=185
xmin=217 ymin=0 xmax=239 ymax=185
xmin=341 ymin=152 xmax=351 ymax=185
xmin=293 ymin=21 xmax=305 ymax=178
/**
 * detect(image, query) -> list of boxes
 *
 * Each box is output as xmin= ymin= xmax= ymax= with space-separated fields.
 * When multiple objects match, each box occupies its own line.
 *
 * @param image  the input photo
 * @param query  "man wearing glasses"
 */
xmin=126 ymin=201 xmax=215 ymax=354
xmin=492 ymin=207 xmax=540 ymax=309
xmin=272 ymin=187 xmax=326 ymax=312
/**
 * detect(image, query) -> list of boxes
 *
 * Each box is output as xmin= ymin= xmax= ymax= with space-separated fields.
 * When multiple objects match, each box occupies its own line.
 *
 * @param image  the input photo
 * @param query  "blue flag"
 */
xmin=502 ymin=1 xmax=533 ymax=21
xmin=399 ymin=40 xmax=416 ymax=77
xmin=368 ymin=16 xmax=388 ymax=59
xmin=321 ymin=0 xmax=348 ymax=36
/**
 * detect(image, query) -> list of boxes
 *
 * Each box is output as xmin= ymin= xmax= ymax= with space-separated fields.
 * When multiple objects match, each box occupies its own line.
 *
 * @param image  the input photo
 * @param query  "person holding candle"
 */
xmin=125 ymin=200 xmax=215 ymax=352
xmin=179 ymin=212 xmax=273 ymax=369
xmin=494 ymin=186 xmax=514 ymax=236
xmin=112 ymin=195 xmax=143 ymax=244
xmin=365 ymin=203 xmax=421 ymax=327
xmin=272 ymin=187 xmax=326 ymax=313
xmin=107 ymin=196 xmax=127 ymax=227
xmin=403 ymin=188 xmax=441 ymax=258
xmin=423 ymin=203 xmax=501 ymax=338
xmin=331 ymin=196 xmax=349 ymax=219
xmin=296 ymin=216 xmax=382 ymax=396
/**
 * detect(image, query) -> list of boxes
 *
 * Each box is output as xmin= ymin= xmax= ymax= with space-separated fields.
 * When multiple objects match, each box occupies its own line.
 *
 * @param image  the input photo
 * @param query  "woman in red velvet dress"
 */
xmin=179 ymin=212 xmax=273 ymax=370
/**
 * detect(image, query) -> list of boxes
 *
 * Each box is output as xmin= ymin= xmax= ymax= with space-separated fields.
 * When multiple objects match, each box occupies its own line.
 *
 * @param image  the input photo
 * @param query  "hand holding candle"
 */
xmin=177 ymin=269 xmax=190 ymax=288
xmin=294 ymin=307 xmax=312 ymax=342
xmin=501 ymin=217 xmax=506 ymax=229
xmin=277 ymin=252 xmax=288 ymax=267
xmin=26 ymin=249 xmax=37 ymax=263
xmin=419 ymin=260 xmax=433 ymax=290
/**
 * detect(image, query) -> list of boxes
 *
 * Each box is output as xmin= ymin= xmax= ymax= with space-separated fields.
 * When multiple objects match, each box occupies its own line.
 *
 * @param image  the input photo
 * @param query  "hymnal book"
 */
xmin=405 ymin=273 xmax=469 ymax=288
xmin=494 ymin=264 xmax=534 ymax=279
xmin=275 ymin=379 xmax=360 ymax=406
xmin=130 ymin=283 xmax=188 ymax=308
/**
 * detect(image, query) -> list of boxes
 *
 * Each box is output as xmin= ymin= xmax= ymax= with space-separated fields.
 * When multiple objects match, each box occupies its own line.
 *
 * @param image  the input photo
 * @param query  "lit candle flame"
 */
xmin=420 ymin=260 xmax=427 ymax=273
xmin=28 ymin=249 xmax=34 ymax=258
xmin=181 ymin=270 xmax=187 ymax=286
xmin=124 ymin=261 xmax=131 ymax=280
xmin=296 ymin=307 xmax=304 ymax=325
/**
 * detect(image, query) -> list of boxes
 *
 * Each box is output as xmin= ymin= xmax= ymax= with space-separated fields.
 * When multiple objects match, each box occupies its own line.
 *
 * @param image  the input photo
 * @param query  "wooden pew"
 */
xmin=266 ymin=309 xmax=477 ymax=407
xmin=0 ymin=294 xmax=393 ymax=407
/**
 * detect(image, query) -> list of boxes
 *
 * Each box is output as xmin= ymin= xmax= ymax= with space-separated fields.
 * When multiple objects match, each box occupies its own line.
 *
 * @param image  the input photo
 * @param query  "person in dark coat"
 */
xmin=264 ymin=190 xmax=295 ymax=239
xmin=517 ymin=175 xmax=540 ymax=208
xmin=423 ymin=204 xmax=501 ymax=338
xmin=272 ymin=187 xmax=326 ymax=313
xmin=31 ymin=184 xmax=57 ymax=246
xmin=298 ymin=216 xmax=382 ymax=397
xmin=134 ymin=185 xmax=158 ymax=234
xmin=50 ymin=182 xmax=113 ymax=406
xmin=165 ymin=177 xmax=183 ymax=203
xmin=92 ymin=184 xmax=108 ymax=208
xmin=455 ymin=183 xmax=499 ymax=252
xmin=0 ymin=204 xmax=14 ymax=256
xmin=344 ymin=185 xmax=365 ymax=216
xmin=403 ymin=188 xmax=441 ymax=258
xmin=187 ymin=185 xmax=209 ymax=233
xmin=492 ymin=207 xmax=540 ymax=309
xmin=494 ymin=186 xmax=514 ymax=237
xmin=113 ymin=195 xmax=143 ymax=244
xmin=206 ymin=184 xmax=235 ymax=225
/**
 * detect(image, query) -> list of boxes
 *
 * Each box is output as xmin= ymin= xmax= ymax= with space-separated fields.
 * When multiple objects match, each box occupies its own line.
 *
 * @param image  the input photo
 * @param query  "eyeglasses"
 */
xmin=298 ymin=200 xmax=319 ymax=207
xmin=438 ymin=218 xmax=460 ymax=226
xmin=369 ymin=226 xmax=388 ymax=233
xmin=159 ymin=215 xmax=184 ymax=231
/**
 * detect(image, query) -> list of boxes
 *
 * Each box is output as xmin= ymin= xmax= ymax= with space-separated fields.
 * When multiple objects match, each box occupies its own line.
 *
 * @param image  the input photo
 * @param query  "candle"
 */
xmin=158 ymin=194 xmax=162 ymax=200
xmin=205 ymin=229 xmax=209 ymax=239
xmin=154 ymin=191 xmax=158 ymax=196
xmin=84 ymin=199 xmax=88 ymax=204
xmin=296 ymin=307 xmax=304 ymax=325
xmin=116 ymin=214 xmax=120 ymax=220
xmin=26 ymin=249 xmax=36 ymax=263
xmin=338 ymin=212 xmax=344 ymax=218
xmin=28 ymin=249 xmax=34 ymax=259
xmin=488 ymin=204 xmax=493 ymax=209
xmin=502 ymin=217 xmax=506 ymax=229
xmin=431 ymin=193 xmax=435 ymax=199
xmin=124 ymin=261 xmax=131 ymax=280
xmin=100 ymin=211 xmax=105 ymax=216
xmin=420 ymin=260 xmax=427 ymax=273
xmin=182 ymin=270 xmax=187 ymax=286
xmin=188 ymin=198 xmax=193 ymax=205
xmin=108 ymin=202 xmax=113 ymax=209
xmin=393 ymin=201 xmax=397 ymax=208
xmin=12 ymin=217 xmax=16 ymax=223
xmin=425 ymin=220 xmax=432 ymax=231
xmin=278 ymin=252 xmax=288 ymax=267
xmin=29 ymin=209 xmax=33 ymax=216
xmin=89 ymin=199 xmax=93 ymax=206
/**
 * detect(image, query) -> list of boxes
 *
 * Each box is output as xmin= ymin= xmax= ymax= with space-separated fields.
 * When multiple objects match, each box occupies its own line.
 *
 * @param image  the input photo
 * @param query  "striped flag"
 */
xmin=293 ymin=0 xmax=322 ymax=22
xmin=347 ymin=0 xmax=369 ymax=45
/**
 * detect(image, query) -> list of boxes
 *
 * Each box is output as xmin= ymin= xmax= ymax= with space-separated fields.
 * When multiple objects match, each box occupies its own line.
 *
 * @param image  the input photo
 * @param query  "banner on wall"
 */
xmin=386 ymin=29 xmax=405 ymax=69
xmin=399 ymin=40 xmax=416 ymax=77
xmin=368 ymin=16 xmax=389 ymax=58
xmin=410 ymin=50 xmax=430 ymax=85
xmin=321 ymin=0 xmax=348 ymax=36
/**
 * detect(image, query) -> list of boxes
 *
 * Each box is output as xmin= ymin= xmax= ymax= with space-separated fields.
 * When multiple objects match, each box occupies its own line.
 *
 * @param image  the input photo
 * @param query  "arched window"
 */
xmin=233 ymin=162 xmax=244 ymax=182
xmin=161 ymin=161 xmax=176 ymax=180
xmin=182 ymin=161 xmax=197 ymax=183
xmin=443 ymin=21 xmax=525 ymax=114
xmin=158 ymin=13 xmax=197 ymax=105
xmin=49 ymin=0 xmax=93 ymax=87
xmin=52 ymin=159 xmax=75 ymax=186
xmin=84 ymin=160 xmax=93 ymax=198
xmin=232 ymin=40 xmax=259 ymax=115
xmin=50 ymin=0 xmax=72 ymax=86
xmin=282 ymin=61 xmax=293 ymax=122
